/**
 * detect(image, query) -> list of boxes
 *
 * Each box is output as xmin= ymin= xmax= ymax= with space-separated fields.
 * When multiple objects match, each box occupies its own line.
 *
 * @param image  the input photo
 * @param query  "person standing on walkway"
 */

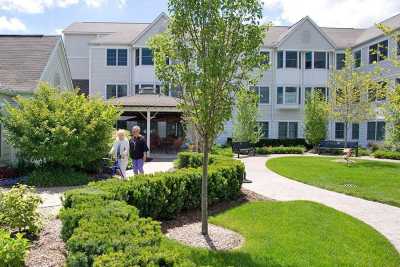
xmin=110 ymin=129 xmax=130 ymax=179
xmin=130 ymin=126 xmax=149 ymax=174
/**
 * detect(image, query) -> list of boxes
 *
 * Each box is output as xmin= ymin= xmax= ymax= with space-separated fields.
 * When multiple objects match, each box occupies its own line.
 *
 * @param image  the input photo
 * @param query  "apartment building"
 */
xmin=63 ymin=12 xmax=400 ymax=152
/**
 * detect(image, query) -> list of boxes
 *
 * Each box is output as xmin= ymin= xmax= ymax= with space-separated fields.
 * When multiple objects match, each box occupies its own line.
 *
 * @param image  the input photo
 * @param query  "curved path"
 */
xmin=241 ymin=155 xmax=400 ymax=252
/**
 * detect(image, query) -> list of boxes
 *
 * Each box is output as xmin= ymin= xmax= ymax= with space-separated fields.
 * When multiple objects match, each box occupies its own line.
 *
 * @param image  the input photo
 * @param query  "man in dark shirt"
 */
xmin=129 ymin=126 xmax=149 ymax=174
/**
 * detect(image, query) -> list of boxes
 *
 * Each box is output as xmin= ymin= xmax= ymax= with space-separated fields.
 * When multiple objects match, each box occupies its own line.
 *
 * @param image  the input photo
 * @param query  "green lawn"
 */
xmin=267 ymin=156 xmax=400 ymax=207
xmin=163 ymin=201 xmax=400 ymax=266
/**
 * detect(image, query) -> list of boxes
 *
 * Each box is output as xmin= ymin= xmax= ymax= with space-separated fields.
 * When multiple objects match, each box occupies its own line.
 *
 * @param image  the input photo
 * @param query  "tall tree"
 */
xmin=149 ymin=0 xmax=267 ymax=235
xmin=328 ymin=49 xmax=387 ymax=146
xmin=232 ymin=88 xmax=262 ymax=143
xmin=304 ymin=91 xmax=329 ymax=150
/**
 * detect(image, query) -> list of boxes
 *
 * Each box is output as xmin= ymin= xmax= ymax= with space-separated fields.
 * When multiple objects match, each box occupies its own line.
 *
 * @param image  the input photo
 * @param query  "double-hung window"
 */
xmin=335 ymin=122 xmax=345 ymax=139
xmin=367 ymin=121 xmax=385 ymax=141
xmin=252 ymin=86 xmax=270 ymax=104
xmin=106 ymin=84 xmax=127 ymax=99
xmin=305 ymin=52 xmax=312 ymax=69
xmin=260 ymin=51 xmax=270 ymax=65
xmin=107 ymin=49 xmax=128 ymax=66
xmin=285 ymin=51 xmax=298 ymax=68
xmin=278 ymin=122 xmax=298 ymax=139
xmin=369 ymin=40 xmax=388 ymax=64
xmin=258 ymin=122 xmax=269 ymax=139
xmin=336 ymin=53 xmax=345 ymax=70
xmin=304 ymin=87 xmax=329 ymax=102
xmin=277 ymin=87 xmax=299 ymax=105
xmin=354 ymin=50 xmax=361 ymax=68
xmin=141 ymin=48 xmax=154 ymax=65
xmin=352 ymin=123 xmax=359 ymax=140
xmin=277 ymin=51 xmax=284 ymax=69
xmin=314 ymin=52 xmax=327 ymax=69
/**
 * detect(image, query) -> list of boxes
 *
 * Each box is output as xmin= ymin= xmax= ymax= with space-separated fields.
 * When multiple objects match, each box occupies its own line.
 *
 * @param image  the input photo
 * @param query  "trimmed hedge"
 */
xmin=255 ymin=138 xmax=310 ymax=148
xmin=27 ymin=167 xmax=93 ymax=187
xmin=373 ymin=150 xmax=400 ymax=160
xmin=61 ymin=152 xmax=244 ymax=266
xmin=256 ymin=146 xmax=305 ymax=155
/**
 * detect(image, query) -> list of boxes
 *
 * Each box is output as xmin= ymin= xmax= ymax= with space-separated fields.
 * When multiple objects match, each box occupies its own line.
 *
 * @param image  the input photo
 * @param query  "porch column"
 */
xmin=146 ymin=110 xmax=151 ymax=156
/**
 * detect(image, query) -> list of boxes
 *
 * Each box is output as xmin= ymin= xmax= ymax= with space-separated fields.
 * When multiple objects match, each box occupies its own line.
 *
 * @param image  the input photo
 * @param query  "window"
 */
xmin=369 ymin=40 xmax=388 ymax=64
xmin=258 ymin=122 xmax=269 ymax=138
xmin=314 ymin=52 xmax=326 ymax=69
xmin=298 ymin=52 xmax=302 ymax=69
xmin=304 ymin=87 xmax=329 ymax=102
xmin=277 ymin=87 xmax=283 ymax=104
xmin=354 ymin=50 xmax=361 ymax=68
xmin=134 ymin=84 xmax=162 ymax=95
xmin=305 ymin=51 xmax=312 ymax=69
xmin=107 ymin=49 xmax=117 ymax=66
xmin=135 ymin=48 xmax=140 ymax=66
xmin=170 ymin=86 xmax=183 ymax=97
xmin=259 ymin=86 xmax=269 ymax=104
xmin=367 ymin=121 xmax=385 ymax=141
xmin=352 ymin=123 xmax=359 ymax=140
xmin=335 ymin=122 xmax=345 ymax=139
xmin=141 ymin=48 xmax=153 ymax=65
xmin=336 ymin=53 xmax=345 ymax=70
xmin=277 ymin=51 xmax=283 ymax=69
xmin=106 ymin=84 xmax=127 ymax=99
xmin=285 ymin=51 xmax=298 ymax=68
xmin=107 ymin=49 xmax=127 ymax=66
xmin=305 ymin=87 xmax=312 ymax=100
xmin=396 ymin=78 xmax=400 ymax=85
xmin=278 ymin=122 xmax=298 ymax=139
xmin=260 ymin=51 xmax=270 ymax=65
xmin=368 ymin=81 xmax=387 ymax=102
xmin=277 ymin=87 xmax=300 ymax=104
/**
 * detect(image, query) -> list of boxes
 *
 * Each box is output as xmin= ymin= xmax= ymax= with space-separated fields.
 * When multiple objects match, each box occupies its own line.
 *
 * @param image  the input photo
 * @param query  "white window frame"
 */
xmin=134 ymin=82 xmax=161 ymax=95
xmin=278 ymin=121 xmax=299 ymax=139
xmin=105 ymin=83 xmax=128 ymax=99
xmin=257 ymin=121 xmax=270 ymax=139
xmin=277 ymin=86 xmax=300 ymax=105
xmin=105 ymin=48 xmax=129 ymax=67
xmin=253 ymin=86 xmax=270 ymax=104
xmin=304 ymin=86 xmax=329 ymax=102
xmin=367 ymin=121 xmax=386 ymax=141
xmin=368 ymin=39 xmax=389 ymax=64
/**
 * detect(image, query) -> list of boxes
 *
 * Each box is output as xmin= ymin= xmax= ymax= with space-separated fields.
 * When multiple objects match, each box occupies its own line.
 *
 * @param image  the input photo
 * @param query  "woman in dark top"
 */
xmin=129 ymin=126 xmax=149 ymax=174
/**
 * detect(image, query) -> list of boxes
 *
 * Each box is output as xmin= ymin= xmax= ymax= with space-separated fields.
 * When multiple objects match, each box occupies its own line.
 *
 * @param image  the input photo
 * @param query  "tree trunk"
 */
xmin=201 ymin=138 xmax=209 ymax=235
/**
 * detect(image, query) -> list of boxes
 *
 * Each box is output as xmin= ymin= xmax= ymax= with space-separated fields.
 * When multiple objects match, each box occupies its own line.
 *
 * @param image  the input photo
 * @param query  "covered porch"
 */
xmin=108 ymin=95 xmax=184 ymax=156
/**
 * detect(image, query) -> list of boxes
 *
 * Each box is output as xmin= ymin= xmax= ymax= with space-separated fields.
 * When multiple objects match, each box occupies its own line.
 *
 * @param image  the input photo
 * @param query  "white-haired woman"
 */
xmin=110 ymin=129 xmax=130 ymax=179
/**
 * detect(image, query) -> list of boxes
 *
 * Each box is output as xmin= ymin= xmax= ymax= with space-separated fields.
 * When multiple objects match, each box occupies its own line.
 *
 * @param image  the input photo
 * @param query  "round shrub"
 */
xmin=0 ymin=229 xmax=30 ymax=267
xmin=1 ymin=83 xmax=120 ymax=169
xmin=0 ymin=185 xmax=42 ymax=235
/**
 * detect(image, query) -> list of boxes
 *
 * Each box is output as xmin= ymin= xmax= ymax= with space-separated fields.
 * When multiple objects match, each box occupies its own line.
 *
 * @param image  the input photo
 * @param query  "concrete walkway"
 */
xmin=241 ymin=155 xmax=400 ymax=252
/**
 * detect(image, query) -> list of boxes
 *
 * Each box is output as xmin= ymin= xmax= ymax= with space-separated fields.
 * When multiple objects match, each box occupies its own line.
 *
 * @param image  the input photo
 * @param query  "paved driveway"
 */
xmin=241 ymin=155 xmax=400 ymax=252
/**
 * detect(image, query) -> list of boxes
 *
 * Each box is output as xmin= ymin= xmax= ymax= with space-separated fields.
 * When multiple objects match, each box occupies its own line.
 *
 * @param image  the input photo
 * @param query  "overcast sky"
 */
xmin=0 ymin=0 xmax=399 ymax=34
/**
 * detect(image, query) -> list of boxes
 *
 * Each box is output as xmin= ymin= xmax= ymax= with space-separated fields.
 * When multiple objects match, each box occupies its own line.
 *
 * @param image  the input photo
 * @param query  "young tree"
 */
xmin=304 ymin=91 xmax=329 ymax=150
xmin=149 ymin=0 xmax=267 ymax=235
xmin=376 ymin=24 xmax=400 ymax=149
xmin=232 ymin=88 xmax=262 ymax=143
xmin=328 ymin=49 xmax=387 ymax=147
xmin=0 ymin=83 xmax=120 ymax=169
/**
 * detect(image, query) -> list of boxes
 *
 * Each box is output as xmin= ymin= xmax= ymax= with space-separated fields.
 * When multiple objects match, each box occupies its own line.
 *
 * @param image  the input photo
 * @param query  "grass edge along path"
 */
xmin=266 ymin=156 xmax=400 ymax=207
xmin=162 ymin=201 xmax=400 ymax=267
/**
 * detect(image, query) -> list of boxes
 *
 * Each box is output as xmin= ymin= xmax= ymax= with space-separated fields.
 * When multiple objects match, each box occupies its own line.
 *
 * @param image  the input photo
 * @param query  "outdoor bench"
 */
xmin=319 ymin=140 xmax=359 ymax=157
xmin=232 ymin=141 xmax=256 ymax=158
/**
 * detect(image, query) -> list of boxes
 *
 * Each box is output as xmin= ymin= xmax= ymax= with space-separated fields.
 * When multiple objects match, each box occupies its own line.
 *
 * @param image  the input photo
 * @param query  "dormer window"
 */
xmin=106 ymin=49 xmax=127 ymax=66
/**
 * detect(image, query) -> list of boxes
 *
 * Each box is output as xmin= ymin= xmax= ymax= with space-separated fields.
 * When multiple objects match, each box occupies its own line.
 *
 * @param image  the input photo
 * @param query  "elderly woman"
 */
xmin=110 ymin=129 xmax=130 ymax=179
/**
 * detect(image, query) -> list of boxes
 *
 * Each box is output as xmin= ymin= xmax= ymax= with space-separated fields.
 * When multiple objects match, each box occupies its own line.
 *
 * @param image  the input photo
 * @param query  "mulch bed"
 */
xmin=26 ymin=219 xmax=66 ymax=267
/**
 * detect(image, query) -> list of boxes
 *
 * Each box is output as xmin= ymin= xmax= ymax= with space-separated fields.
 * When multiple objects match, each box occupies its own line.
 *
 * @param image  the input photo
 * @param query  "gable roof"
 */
xmin=64 ymin=12 xmax=400 ymax=49
xmin=0 ymin=35 xmax=60 ymax=92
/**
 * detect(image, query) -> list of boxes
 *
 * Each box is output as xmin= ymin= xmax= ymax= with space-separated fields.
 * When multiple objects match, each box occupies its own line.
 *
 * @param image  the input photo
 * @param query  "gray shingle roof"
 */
xmin=0 ymin=35 xmax=60 ymax=93
xmin=356 ymin=13 xmax=400 ymax=46
xmin=63 ymin=21 xmax=149 ymax=34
